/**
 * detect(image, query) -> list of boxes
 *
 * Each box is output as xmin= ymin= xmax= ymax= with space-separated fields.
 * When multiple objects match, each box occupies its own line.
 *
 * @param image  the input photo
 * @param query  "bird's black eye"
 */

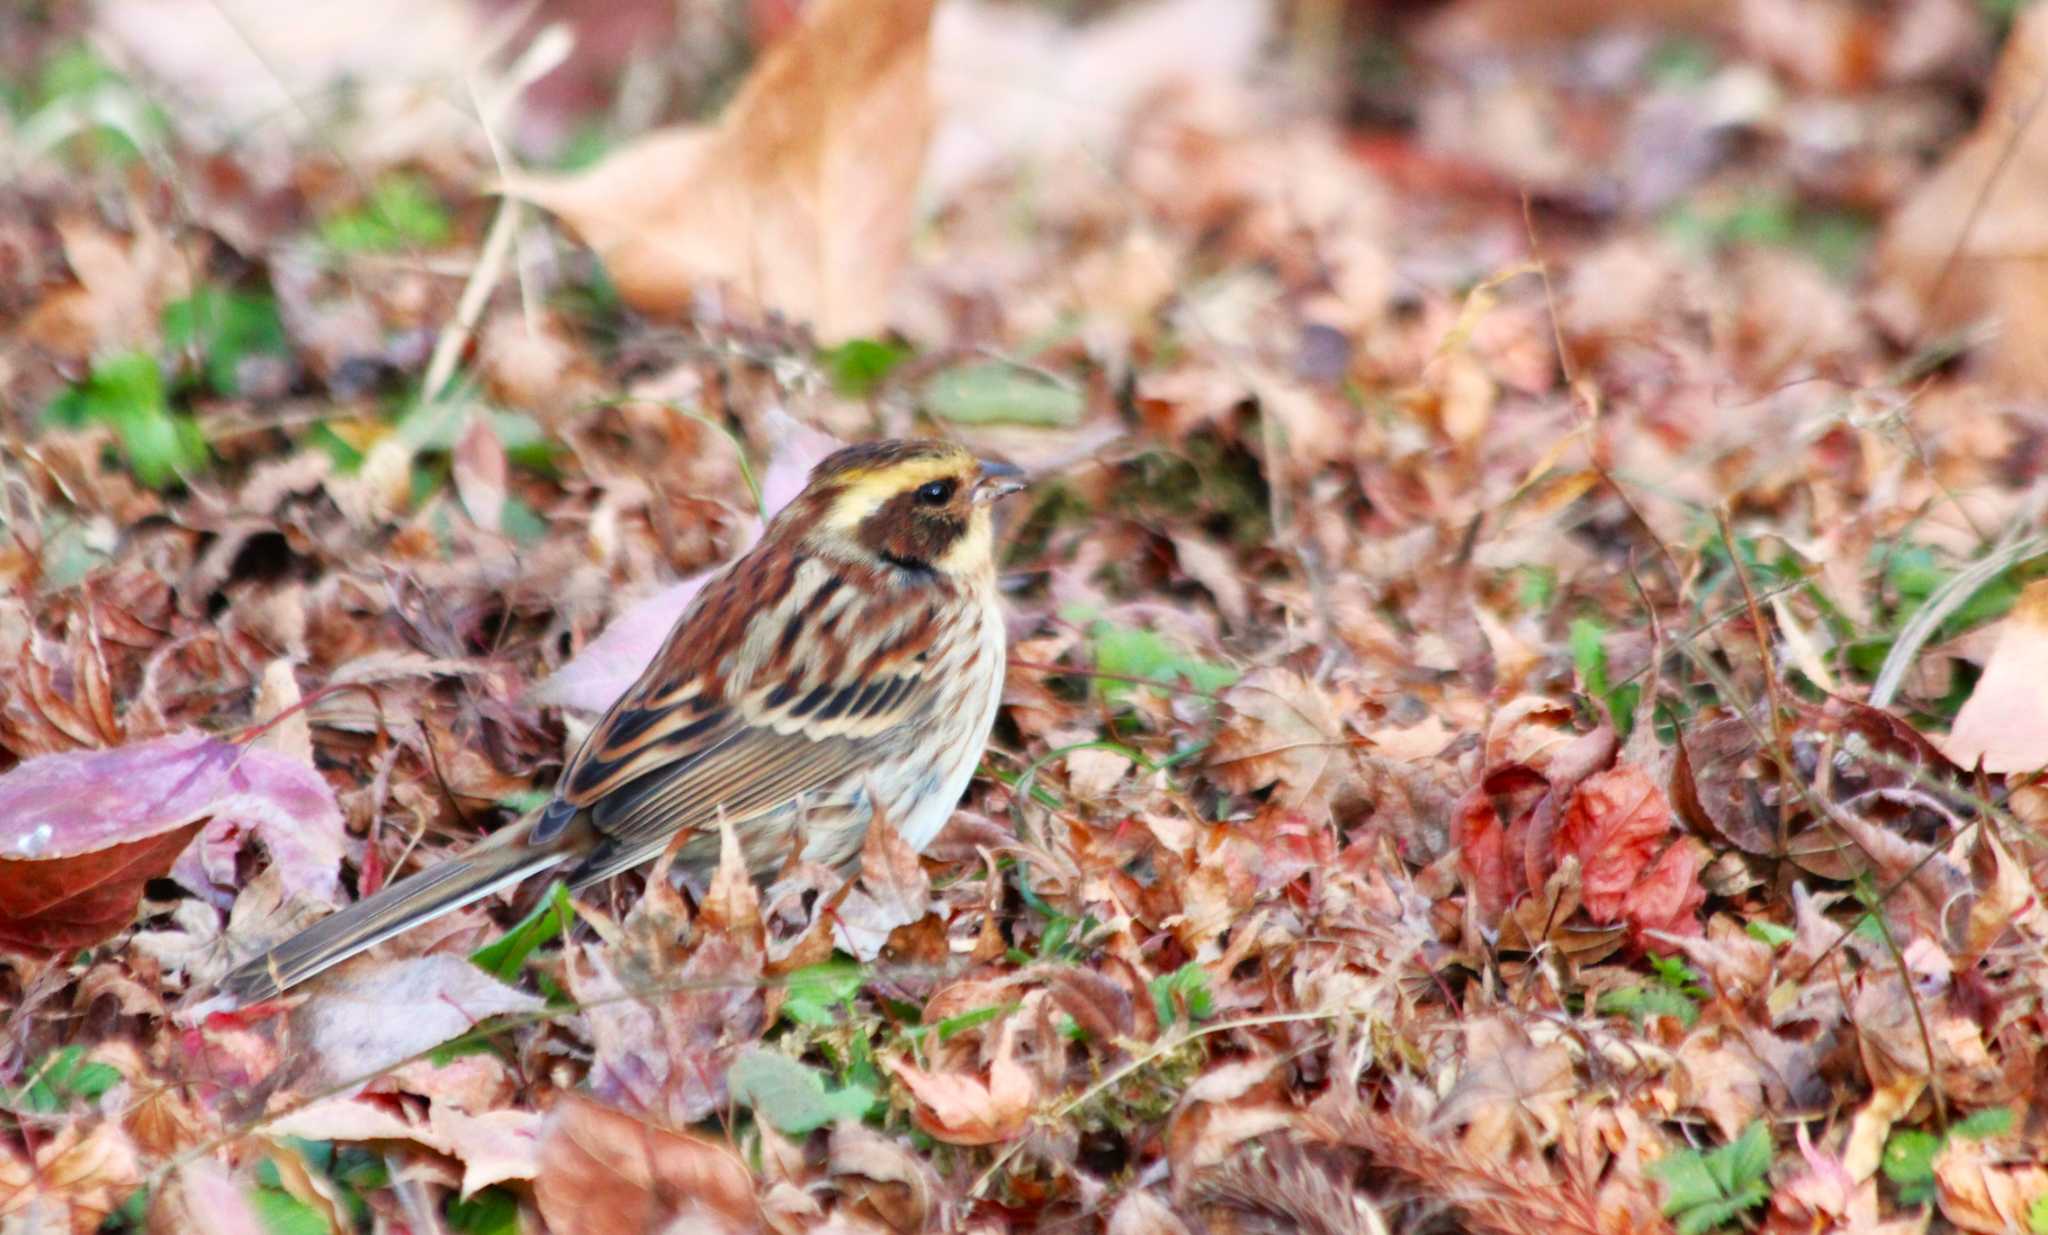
xmin=914 ymin=479 xmax=955 ymax=506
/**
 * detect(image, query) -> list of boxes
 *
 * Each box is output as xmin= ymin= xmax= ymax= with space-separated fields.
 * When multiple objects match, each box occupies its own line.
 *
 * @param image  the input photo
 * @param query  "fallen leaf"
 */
xmin=508 ymin=0 xmax=936 ymax=339
xmin=534 ymin=1093 xmax=760 ymax=1235
xmin=451 ymin=411 xmax=507 ymax=533
xmin=832 ymin=798 xmax=934 ymax=962
xmin=886 ymin=1013 xmax=1036 ymax=1145
xmin=1874 ymin=3 xmax=2048 ymax=393
xmin=1208 ymin=668 xmax=1363 ymax=813
xmin=150 ymin=1159 xmax=269 ymax=1235
xmin=924 ymin=0 xmax=1271 ymax=202
xmin=1933 ymin=1134 xmax=2048 ymax=1234
xmin=1555 ymin=765 xmax=1705 ymax=940
xmin=0 ymin=732 xmax=345 ymax=952
xmin=1942 ymin=579 xmax=2048 ymax=773
xmin=290 ymin=954 xmax=545 ymax=1090
xmin=1106 ymin=1189 xmax=1195 ymax=1235
xmin=0 ymin=1119 xmax=143 ymax=1235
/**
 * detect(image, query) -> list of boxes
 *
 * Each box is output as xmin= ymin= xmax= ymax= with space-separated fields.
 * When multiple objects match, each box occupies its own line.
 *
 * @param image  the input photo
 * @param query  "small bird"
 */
xmin=222 ymin=439 xmax=1024 ymax=1001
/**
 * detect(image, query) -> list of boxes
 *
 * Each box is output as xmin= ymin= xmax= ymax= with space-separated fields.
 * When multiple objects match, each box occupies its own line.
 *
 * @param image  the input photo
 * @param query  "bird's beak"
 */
xmin=974 ymin=458 xmax=1027 ymax=503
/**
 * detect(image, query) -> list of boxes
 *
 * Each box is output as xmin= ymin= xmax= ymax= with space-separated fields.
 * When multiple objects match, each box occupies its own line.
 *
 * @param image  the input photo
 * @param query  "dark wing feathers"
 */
xmin=541 ymin=552 xmax=961 ymax=859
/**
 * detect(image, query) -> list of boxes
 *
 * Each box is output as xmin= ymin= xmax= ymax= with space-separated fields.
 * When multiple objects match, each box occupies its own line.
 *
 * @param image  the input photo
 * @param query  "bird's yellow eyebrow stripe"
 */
xmin=824 ymin=457 xmax=970 ymax=527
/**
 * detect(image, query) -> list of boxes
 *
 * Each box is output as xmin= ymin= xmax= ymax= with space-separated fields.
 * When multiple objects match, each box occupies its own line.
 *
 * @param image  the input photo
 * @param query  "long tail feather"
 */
xmin=220 ymin=844 xmax=569 ymax=1003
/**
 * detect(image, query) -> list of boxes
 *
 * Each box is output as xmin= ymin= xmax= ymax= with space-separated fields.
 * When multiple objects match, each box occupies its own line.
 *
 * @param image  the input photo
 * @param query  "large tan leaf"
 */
xmin=506 ymin=0 xmax=935 ymax=339
xmin=535 ymin=1093 xmax=759 ymax=1235
xmin=1942 ymin=579 xmax=2048 ymax=773
xmin=1874 ymin=4 xmax=2048 ymax=393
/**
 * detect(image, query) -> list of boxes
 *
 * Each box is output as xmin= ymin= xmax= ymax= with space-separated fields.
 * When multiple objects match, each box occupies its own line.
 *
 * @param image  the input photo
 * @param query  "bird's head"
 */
xmin=793 ymin=439 xmax=1026 ymax=578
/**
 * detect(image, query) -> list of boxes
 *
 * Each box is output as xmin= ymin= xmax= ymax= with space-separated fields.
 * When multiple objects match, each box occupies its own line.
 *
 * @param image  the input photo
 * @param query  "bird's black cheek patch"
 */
xmin=858 ymin=493 xmax=967 ymax=569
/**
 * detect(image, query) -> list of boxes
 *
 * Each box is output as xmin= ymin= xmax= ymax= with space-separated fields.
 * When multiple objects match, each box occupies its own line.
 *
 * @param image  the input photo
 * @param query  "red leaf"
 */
xmin=1451 ymin=764 xmax=1548 ymax=917
xmin=1555 ymin=766 xmax=1704 ymax=939
xmin=0 ymin=823 xmax=201 ymax=952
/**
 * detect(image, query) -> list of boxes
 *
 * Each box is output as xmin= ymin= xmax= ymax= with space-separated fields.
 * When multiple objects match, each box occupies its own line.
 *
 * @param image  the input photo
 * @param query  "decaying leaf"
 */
xmin=0 ymin=732 xmax=345 ymax=952
xmin=1208 ymin=667 xmax=1364 ymax=813
xmin=285 ymin=954 xmax=545 ymax=1090
xmin=507 ymin=0 xmax=936 ymax=339
xmin=1942 ymin=579 xmax=2048 ymax=773
xmin=832 ymin=797 xmax=934 ymax=962
xmin=535 ymin=1093 xmax=760 ymax=1235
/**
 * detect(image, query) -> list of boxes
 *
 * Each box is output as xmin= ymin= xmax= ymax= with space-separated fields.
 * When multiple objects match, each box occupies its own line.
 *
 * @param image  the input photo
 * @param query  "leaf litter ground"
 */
xmin=6 ymin=1 xmax=2048 ymax=1233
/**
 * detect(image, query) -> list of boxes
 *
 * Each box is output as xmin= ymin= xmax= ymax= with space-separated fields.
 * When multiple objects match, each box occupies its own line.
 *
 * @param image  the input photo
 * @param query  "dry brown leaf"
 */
xmin=1933 ymin=1135 xmax=2048 ymax=1234
xmin=1208 ymin=667 xmax=1363 ymax=813
xmin=886 ymin=1013 xmax=1037 ymax=1145
xmin=831 ymin=798 xmax=934 ymax=962
xmin=0 ymin=1119 xmax=143 ymax=1235
xmin=535 ymin=1093 xmax=760 ymax=1235
xmin=288 ymin=954 xmax=545 ymax=1090
xmin=451 ymin=412 xmax=507 ymax=534
xmin=1874 ymin=3 xmax=2048 ymax=392
xmin=508 ymin=0 xmax=935 ymax=339
xmin=1107 ymin=1190 xmax=1196 ymax=1235
xmin=1942 ymin=579 xmax=2048 ymax=772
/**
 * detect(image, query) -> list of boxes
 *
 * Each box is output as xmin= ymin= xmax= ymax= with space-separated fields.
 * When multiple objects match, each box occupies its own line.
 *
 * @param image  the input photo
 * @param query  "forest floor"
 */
xmin=7 ymin=1 xmax=2048 ymax=1233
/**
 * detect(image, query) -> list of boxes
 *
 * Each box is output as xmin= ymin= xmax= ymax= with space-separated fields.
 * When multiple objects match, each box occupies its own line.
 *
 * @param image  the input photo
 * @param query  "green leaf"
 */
xmin=1881 ymin=1129 xmax=1939 ymax=1187
xmin=924 ymin=361 xmax=1083 ymax=426
xmin=163 ymin=286 xmax=288 ymax=395
xmin=1149 ymin=962 xmax=1214 ymax=1027
xmin=6 ymin=1045 xmax=121 ymax=1112
xmin=937 ymin=1002 xmax=1017 ymax=1041
xmin=1648 ymin=1147 xmax=1724 ymax=1213
xmin=1954 ymin=1106 xmax=2014 ymax=1140
xmin=1651 ymin=1122 xmax=1772 ymax=1234
xmin=1647 ymin=953 xmax=1708 ymax=998
xmin=2029 ymin=1190 xmax=2048 ymax=1235
xmin=41 ymin=352 xmax=207 ymax=488
xmin=1570 ymin=618 xmax=1610 ymax=698
xmin=1711 ymin=1120 xmax=1772 ymax=1195
xmin=447 ymin=1188 xmax=521 ymax=1235
xmin=781 ymin=958 xmax=864 ymax=1027
xmin=822 ymin=338 xmax=911 ymax=397
xmin=1745 ymin=920 xmax=1796 ymax=948
xmin=249 ymin=1186 xmax=332 ymax=1235
xmin=727 ymin=1049 xmax=875 ymax=1134
xmin=1090 ymin=622 xmax=1238 ymax=697
xmin=320 ymin=175 xmax=454 ymax=253
xmin=469 ymin=882 xmax=574 ymax=982
xmin=1596 ymin=984 xmax=1699 ymax=1029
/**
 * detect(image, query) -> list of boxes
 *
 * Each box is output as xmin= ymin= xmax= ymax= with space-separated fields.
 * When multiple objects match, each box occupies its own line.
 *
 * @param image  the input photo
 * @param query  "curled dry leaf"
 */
xmin=287 ymin=954 xmax=545 ymax=1091
xmin=264 ymin=1095 xmax=540 ymax=1198
xmin=507 ymin=0 xmax=936 ymax=339
xmin=1875 ymin=3 xmax=2048 ymax=393
xmin=1208 ymin=667 xmax=1364 ymax=814
xmin=886 ymin=1011 xmax=1038 ymax=1145
xmin=1933 ymin=1134 xmax=2048 ymax=1235
xmin=535 ymin=1092 xmax=760 ymax=1235
xmin=0 ymin=732 xmax=345 ymax=952
xmin=832 ymin=797 xmax=935 ymax=962
xmin=0 ymin=1118 xmax=143 ymax=1235
xmin=451 ymin=411 xmax=507 ymax=534
xmin=829 ymin=1122 xmax=945 ymax=1232
xmin=1942 ymin=579 xmax=2048 ymax=773
xmin=1555 ymin=765 xmax=1705 ymax=941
